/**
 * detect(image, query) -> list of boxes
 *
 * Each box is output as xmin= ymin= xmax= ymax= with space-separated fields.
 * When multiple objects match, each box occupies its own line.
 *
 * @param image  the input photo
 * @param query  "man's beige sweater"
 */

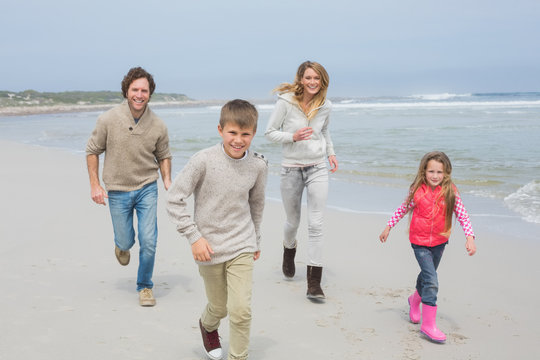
xmin=86 ymin=101 xmax=171 ymax=191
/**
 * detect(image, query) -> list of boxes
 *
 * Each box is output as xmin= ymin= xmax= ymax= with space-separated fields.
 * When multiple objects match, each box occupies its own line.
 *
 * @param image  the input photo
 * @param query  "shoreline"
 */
xmin=0 ymin=99 xmax=276 ymax=117
xmin=0 ymin=100 xmax=221 ymax=117
xmin=1 ymin=103 xmax=538 ymax=241
xmin=1 ymin=140 xmax=539 ymax=359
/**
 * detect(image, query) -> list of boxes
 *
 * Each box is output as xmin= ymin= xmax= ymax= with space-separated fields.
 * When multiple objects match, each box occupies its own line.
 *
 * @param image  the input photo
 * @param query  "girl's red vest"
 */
xmin=409 ymin=183 xmax=450 ymax=247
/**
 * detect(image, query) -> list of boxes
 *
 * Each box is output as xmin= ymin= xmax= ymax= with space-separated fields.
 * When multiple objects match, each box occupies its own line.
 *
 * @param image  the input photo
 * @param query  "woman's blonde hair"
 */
xmin=407 ymin=151 xmax=456 ymax=236
xmin=274 ymin=61 xmax=329 ymax=120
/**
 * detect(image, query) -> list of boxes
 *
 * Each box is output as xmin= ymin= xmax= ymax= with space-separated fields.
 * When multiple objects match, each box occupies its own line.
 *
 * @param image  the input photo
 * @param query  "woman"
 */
xmin=265 ymin=61 xmax=338 ymax=301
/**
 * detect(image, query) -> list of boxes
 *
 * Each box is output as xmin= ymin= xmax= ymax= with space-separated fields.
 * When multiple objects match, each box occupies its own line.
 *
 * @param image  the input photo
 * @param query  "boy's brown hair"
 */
xmin=219 ymin=99 xmax=258 ymax=132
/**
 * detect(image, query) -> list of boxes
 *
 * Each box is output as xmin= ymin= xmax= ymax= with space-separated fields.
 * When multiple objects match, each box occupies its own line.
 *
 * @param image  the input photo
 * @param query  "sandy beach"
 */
xmin=1 ymin=140 xmax=539 ymax=360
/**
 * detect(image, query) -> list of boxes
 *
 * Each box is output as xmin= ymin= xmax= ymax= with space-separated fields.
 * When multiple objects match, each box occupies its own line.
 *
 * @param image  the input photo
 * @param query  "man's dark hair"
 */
xmin=121 ymin=67 xmax=156 ymax=98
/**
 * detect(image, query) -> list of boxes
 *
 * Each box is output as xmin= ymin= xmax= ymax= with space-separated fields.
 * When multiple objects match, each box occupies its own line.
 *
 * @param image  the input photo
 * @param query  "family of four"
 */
xmin=86 ymin=63 xmax=476 ymax=359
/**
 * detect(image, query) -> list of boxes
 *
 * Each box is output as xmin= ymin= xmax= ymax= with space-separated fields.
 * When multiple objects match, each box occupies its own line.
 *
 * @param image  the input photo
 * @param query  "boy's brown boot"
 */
xmin=306 ymin=265 xmax=325 ymax=302
xmin=282 ymin=246 xmax=296 ymax=279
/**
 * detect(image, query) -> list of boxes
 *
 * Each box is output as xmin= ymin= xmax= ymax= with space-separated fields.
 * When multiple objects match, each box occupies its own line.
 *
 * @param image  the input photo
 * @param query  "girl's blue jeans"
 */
xmin=412 ymin=242 xmax=447 ymax=306
xmin=108 ymin=181 xmax=158 ymax=291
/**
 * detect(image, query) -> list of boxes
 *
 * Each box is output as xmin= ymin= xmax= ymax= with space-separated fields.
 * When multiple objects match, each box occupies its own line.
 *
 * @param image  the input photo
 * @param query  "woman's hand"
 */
xmin=293 ymin=127 xmax=313 ymax=142
xmin=328 ymin=155 xmax=338 ymax=173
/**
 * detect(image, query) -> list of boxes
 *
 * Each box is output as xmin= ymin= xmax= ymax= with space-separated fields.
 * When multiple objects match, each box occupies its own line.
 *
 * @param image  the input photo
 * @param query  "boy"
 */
xmin=167 ymin=99 xmax=268 ymax=360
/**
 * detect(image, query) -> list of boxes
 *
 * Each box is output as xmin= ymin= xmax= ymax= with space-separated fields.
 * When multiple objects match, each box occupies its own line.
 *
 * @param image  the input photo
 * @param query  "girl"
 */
xmin=379 ymin=151 xmax=476 ymax=342
xmin=265 ymin=61 xmax=338 ymax=301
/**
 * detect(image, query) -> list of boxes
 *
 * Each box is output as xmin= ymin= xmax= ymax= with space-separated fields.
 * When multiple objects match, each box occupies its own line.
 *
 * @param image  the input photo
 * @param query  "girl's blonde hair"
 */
xmin=407 ymin=151 xmax=456 ymax=236
xmin=274 ymin=61 xmax=329 ymax=120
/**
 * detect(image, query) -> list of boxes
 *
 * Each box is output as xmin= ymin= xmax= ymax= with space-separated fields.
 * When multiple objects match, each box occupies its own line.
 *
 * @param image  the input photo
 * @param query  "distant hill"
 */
xmin=0 ymin=90 xmax=191 ymax=107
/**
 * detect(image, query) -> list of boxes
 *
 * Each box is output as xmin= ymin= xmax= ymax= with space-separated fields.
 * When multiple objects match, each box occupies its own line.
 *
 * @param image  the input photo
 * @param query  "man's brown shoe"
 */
xmin=139 ymin=288 xmax=156 ymax=307
xmin=115 ymin=246 xmax=130 ymax=266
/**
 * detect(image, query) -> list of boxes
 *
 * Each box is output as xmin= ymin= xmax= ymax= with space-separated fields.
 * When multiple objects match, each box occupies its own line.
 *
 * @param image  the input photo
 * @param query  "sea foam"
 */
xmin=504 ymin=181 xmax=540 ymax=224
xmin=408 ymin=93 xmax=472 ymax=100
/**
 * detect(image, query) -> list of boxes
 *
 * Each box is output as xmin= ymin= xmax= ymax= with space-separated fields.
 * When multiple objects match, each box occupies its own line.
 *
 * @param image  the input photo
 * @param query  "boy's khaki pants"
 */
xmin=199 ymin=252 xmax=254 ymax=360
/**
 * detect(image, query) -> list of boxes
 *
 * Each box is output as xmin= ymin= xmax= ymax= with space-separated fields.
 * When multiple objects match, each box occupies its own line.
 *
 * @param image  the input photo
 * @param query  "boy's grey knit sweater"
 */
xmin=167 ymin=144 xmax=268 ymax=265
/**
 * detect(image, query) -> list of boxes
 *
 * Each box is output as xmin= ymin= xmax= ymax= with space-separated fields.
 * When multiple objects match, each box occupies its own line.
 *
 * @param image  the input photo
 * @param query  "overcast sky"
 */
xmin=1 ymin=0 xmax=539 ymax=99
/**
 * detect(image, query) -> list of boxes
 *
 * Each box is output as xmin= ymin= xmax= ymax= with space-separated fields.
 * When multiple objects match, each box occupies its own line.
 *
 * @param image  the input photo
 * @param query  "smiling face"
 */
xmin=425 ymin=159 xmax=445 ymax=189
xmin=126 ymin=77 xmax=150 ymax=118
xmin=218 ymin=122 xmax=256 ymax=159
xmin=300 ymin=67 xmax=322 ymax=100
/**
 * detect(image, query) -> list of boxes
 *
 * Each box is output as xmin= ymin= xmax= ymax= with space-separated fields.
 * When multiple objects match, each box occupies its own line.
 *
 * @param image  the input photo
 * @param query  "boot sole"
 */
xmin=140 ymin=301 xmax=156 ymax=307
xmin=203 ymin=348 xmax=223 ymax=360
xmin=306 ymin=294 xmax=326 ymax=303
xmin=420 ymin=329 xmax=446 ymax=343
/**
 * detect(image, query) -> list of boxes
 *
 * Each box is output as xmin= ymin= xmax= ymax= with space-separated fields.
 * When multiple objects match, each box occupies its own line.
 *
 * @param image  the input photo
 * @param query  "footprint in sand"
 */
xmin=448 ymin=332 xmax=468 ymax=344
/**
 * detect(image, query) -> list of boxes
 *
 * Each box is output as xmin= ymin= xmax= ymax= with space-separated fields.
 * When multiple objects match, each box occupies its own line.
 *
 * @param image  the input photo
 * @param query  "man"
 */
xmin=86 ymin=67 xmax=171 ymax=306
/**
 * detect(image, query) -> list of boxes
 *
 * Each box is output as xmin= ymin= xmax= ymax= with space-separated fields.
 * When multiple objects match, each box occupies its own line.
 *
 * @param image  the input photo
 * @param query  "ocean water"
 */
xmin=1 ymin=92 xmax=539 ymax=241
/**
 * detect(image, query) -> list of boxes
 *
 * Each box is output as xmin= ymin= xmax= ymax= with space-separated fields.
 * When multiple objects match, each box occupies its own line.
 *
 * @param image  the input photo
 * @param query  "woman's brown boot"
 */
xmin=282 ymin=247 xmax=296 ymax=279
xmin=306 ymin=265 xmax=325 ymax=301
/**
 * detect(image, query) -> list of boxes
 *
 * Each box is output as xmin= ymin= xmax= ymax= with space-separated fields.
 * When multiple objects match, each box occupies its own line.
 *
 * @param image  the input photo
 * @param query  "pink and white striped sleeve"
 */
xmin=387 ymin=200 xmax=414 ymax=228
xmin=454 ymin=195 xmax=475 ymax=238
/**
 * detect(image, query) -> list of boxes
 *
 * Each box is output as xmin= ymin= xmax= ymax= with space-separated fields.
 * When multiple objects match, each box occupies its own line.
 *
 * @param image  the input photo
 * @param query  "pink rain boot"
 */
xmin=420 ymin=304 xmax=446 ymax=343
xmin=408 ymin=290 xmax=422 ymax=324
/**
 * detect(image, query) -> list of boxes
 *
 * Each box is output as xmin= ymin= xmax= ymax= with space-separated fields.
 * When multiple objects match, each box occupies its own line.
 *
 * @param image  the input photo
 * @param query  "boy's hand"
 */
xmin=191 ymin=237 xmax=214 ymax=262
xmin=466 ymin=236 xmax=476 ymax=256
xmin=379 ymin=226 xmax=391 ymax=243
xmin=253 ymin=251 xmax=261 ymax=261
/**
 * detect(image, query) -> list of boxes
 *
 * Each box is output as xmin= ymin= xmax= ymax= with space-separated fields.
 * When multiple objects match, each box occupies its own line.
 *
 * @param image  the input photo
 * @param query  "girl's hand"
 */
xmin=293 ymin=127 xmax=313 ymax=142
xmin=254 ymin=251 xmax=261 ymax=261
xmin=466 ymin=236 xmax=476 ymax=256
xmin=191 ymin=237 xmax=214 ymax=262
xmin=379 ymin=226 xmax=391 ymax=243
xmin=328 ymin=155 xmax=338 ymax=173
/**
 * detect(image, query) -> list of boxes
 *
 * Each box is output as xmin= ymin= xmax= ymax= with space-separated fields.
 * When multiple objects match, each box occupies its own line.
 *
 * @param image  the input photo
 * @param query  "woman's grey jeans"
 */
xmin=280 ymin=162 xmax=328 ymax=267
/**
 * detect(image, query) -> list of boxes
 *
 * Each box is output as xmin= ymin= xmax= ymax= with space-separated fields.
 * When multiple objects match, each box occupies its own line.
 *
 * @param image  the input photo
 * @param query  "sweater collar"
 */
xmin=120 ymin=101 xmax=154 ymax=134
xmin=220 ymin=143 xmax=248 ymax=160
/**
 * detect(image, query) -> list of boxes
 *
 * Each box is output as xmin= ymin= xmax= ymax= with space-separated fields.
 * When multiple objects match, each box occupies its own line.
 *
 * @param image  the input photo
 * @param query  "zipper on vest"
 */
xmin=429 ymin=191 xmax=436 ymax=246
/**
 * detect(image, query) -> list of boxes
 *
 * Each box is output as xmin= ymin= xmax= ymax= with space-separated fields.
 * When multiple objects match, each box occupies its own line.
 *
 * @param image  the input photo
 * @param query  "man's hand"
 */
xmin=91 ymin=184 xmax=108 ymax=205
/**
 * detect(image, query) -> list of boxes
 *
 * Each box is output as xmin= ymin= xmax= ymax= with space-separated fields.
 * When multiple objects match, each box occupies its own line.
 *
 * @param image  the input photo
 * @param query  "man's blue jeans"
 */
xmin=412 ymin=242 xmax=447 ymax=306
xmin=108 ymin=181 xmax=158 ymax=291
